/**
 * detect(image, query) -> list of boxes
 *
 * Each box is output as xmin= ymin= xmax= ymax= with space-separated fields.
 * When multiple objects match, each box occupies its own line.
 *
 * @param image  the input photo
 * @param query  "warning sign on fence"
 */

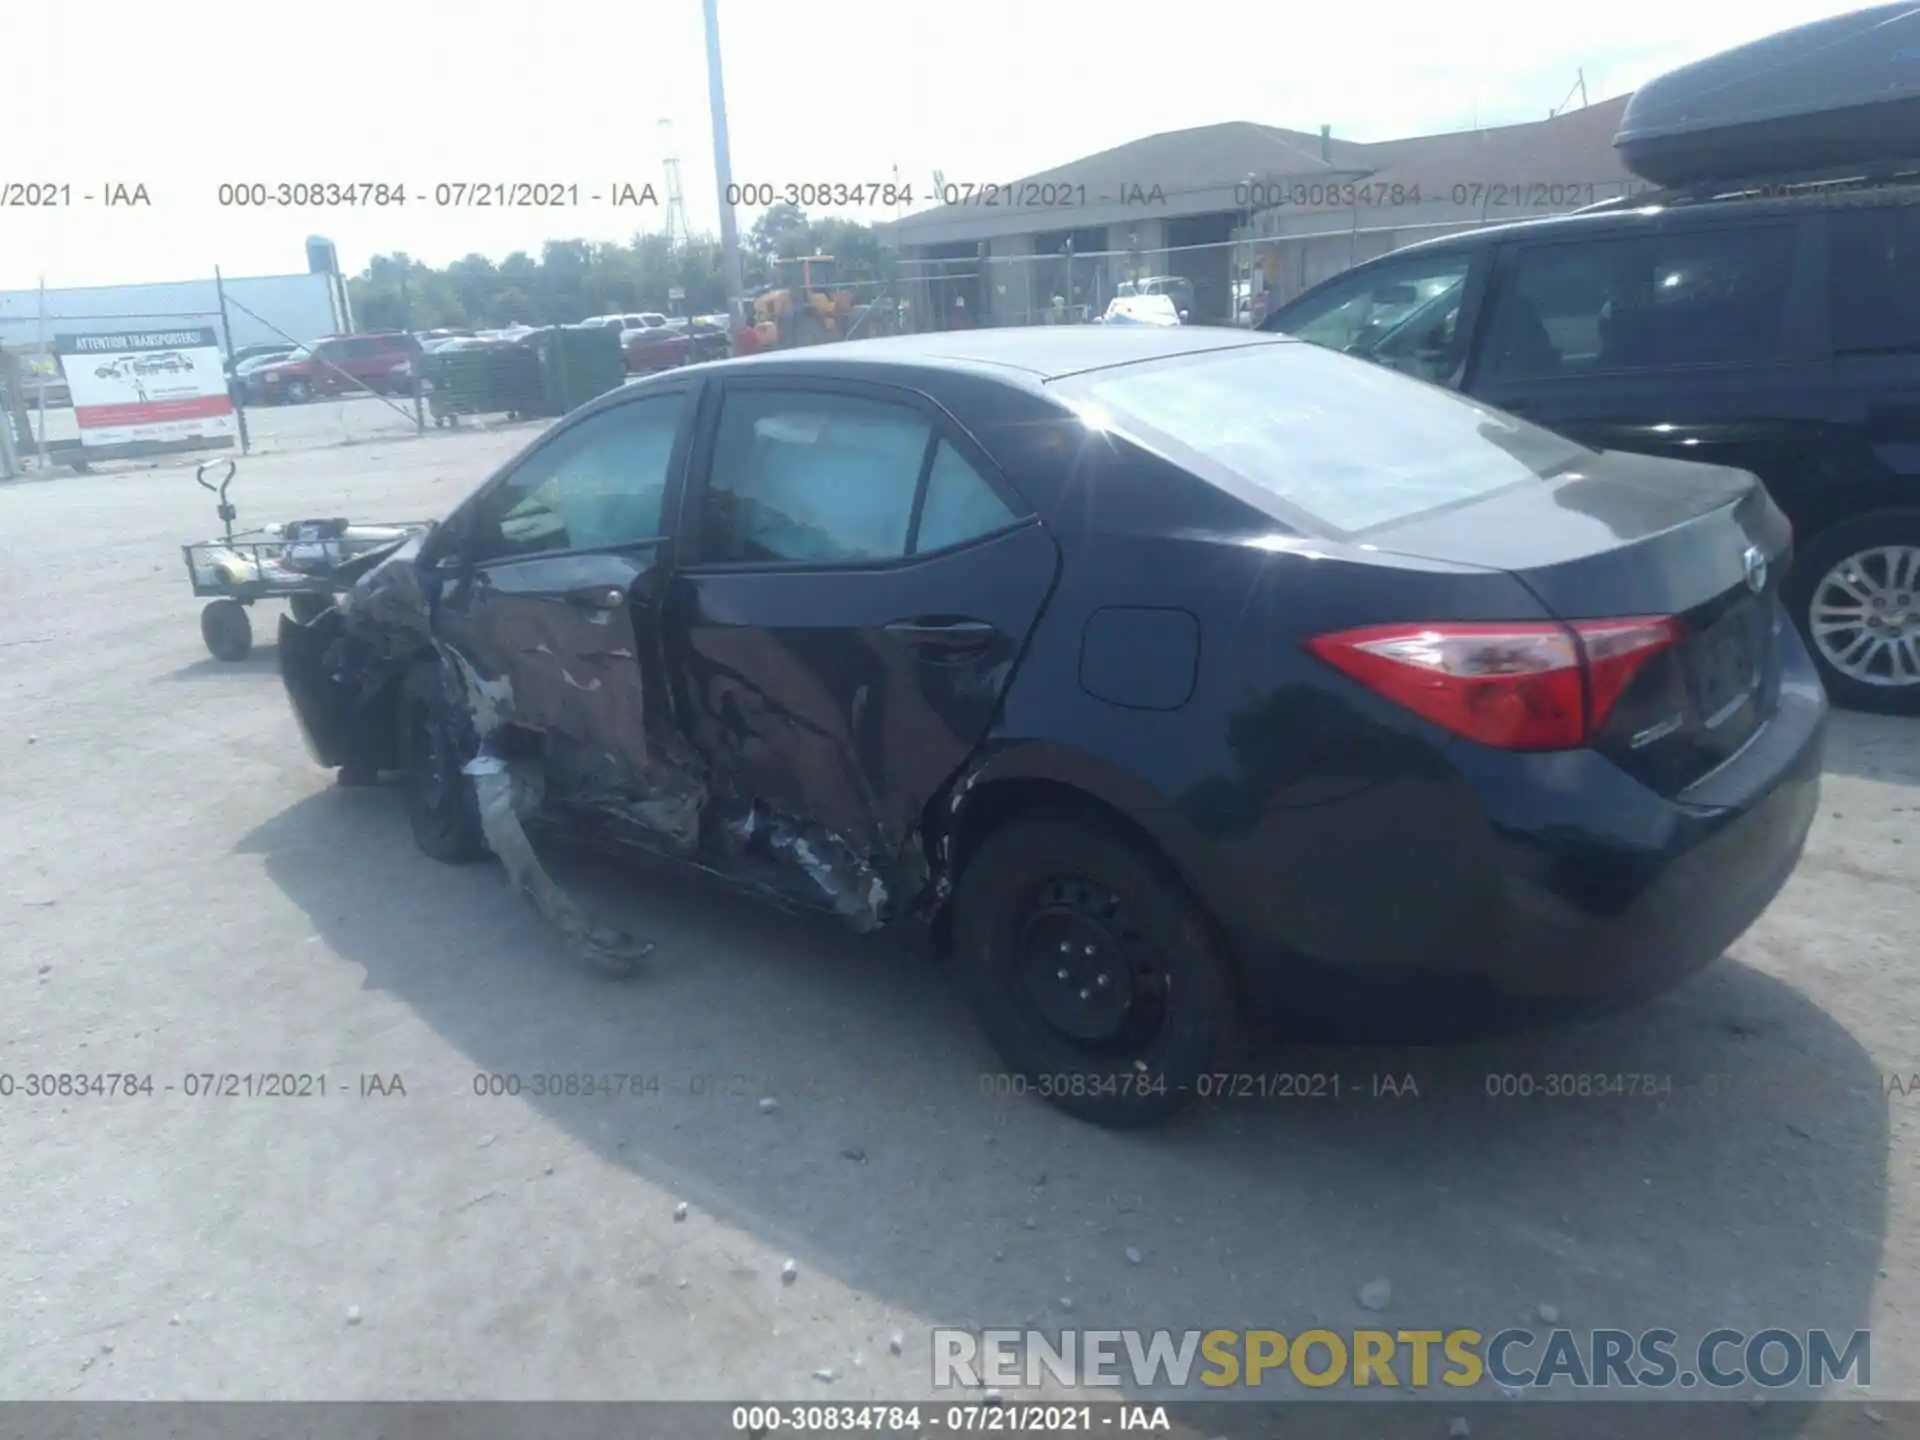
xmin=54 ymin=327 xmax=235 ymax=451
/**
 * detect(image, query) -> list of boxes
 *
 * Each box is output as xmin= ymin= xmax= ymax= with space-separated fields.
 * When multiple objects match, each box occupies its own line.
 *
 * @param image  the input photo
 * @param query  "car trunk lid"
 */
xmin=1364 ymin=449 xmax=1793 ymax=794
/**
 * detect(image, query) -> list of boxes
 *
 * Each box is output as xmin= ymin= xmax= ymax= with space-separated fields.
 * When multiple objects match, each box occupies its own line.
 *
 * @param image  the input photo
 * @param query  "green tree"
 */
xmin=346 ymin=220 xmax=878 ymax=330
xmin=747 ymin=202 xmax=809 ymax=259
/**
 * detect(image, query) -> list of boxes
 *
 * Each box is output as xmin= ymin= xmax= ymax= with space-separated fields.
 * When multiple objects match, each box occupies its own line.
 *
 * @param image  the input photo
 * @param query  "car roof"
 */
xmin=702 ymin=325 xmax=1293 ymax=382
xmin=1337 ymin=174 xmax=1920 ymax=271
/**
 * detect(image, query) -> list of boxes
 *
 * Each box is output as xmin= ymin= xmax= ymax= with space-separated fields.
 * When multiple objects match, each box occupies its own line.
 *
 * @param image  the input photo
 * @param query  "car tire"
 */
xmin=288 ymin=593 xmax=332 ymax=625
xmin=1785 ymin=510 xmax=1920 ymax=715
xmin=200 ymin=599 xmax=252 ymax=662
xmin=286 ymin=379 xmax=312 ymax=404
xmin=951 ymin=811 xmax=1242 ymax=1127
xmin=398 ymin=661 xmax=488 ymax=865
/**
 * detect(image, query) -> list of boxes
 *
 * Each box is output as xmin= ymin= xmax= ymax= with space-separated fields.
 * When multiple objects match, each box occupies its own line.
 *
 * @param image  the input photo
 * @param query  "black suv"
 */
xmin=1261 ymin=175 xmax=1920 ymax=713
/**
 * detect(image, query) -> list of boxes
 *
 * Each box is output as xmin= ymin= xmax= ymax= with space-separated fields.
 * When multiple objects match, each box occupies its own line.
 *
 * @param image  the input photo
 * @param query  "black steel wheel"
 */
xmin=200 ymin=599 xmax=252 ymax=662
xmin=398 ymin=661 xmax=487 ymax=864
xmin=952 ymin=811 xmax=1241 ymax=1126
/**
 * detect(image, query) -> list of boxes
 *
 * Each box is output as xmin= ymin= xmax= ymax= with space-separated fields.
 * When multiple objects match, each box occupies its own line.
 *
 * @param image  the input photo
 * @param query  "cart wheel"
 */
xmin=289 ymin=593 xmax=333 ymax=625
xmin=201 ymin=599 xmax=253 ymax=662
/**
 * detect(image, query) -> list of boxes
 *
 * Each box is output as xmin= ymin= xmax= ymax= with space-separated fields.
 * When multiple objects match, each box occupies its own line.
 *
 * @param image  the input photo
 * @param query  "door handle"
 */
xmin=884 ymin=617 xmax=999 ymax=653
xmin=565 ymin=587 xmax=627 ymax=611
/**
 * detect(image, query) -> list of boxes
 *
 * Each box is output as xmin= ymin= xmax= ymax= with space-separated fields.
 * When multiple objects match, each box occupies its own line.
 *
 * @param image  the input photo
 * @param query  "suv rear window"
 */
xmin=1481 ymin=225 xmax=1796 ymax=379
xmin=1056 ymin=342 xmax=1589 ymax=535
xmin=1828 ymin=203 xmax=1920 ymax=356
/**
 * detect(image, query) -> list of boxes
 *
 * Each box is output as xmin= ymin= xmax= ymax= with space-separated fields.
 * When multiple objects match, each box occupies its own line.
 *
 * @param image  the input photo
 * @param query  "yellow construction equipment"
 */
xmin=751 ymin=255 xmax=855 ymax=348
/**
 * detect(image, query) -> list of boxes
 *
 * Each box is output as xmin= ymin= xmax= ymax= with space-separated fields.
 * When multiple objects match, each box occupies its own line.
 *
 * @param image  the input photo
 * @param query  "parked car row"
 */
xmin=230 ymin=333 xmax=423 ymax=405
xmin=225 ymin=311 xmax=724 ymax=404
xmin=229 ymin=328 xmax=557 ymax=405
xmin=584 ymin=311 xmax=670 ymax=333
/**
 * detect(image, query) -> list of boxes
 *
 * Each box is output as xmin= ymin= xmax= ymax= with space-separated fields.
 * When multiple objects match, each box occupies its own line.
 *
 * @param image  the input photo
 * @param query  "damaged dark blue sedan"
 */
xmin=280 ymin=327 xmax=1826 ymax=1125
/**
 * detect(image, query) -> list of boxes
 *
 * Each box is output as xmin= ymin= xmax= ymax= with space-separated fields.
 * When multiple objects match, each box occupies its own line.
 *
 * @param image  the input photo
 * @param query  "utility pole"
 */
xmin=661 ymin=118 xmax=691 ymax=248
xmin=702 ymin=0 xmax=747 ymax=328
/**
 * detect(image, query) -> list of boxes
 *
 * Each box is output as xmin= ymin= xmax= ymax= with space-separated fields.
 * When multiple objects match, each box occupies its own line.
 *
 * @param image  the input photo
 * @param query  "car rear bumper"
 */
xmin=1183 ymin=631 xmax=1827 ymax=1029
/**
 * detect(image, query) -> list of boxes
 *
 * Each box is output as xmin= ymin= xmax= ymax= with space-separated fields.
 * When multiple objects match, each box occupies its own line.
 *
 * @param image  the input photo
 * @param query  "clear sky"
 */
xmin=1 ymin=0 xmax=1870 ymax=292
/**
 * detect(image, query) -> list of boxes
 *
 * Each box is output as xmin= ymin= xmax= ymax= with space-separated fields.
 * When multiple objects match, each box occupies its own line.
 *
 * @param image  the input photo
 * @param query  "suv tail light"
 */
xmin=1306 ymin=618 xmax=1677 ymax=750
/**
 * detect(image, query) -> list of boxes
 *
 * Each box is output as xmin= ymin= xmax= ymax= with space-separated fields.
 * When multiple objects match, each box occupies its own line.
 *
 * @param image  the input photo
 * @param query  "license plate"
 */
xmin=1692 ymin=614 xmax=1758 ymax=726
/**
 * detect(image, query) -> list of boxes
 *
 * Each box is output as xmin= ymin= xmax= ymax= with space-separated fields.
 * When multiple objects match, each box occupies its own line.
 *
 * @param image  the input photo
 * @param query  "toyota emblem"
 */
xmin=1742 ymin=545 xmax=1768 ymax=594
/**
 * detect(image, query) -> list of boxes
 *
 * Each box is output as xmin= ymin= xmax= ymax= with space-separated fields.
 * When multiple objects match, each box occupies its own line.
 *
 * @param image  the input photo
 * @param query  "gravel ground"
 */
xmin=1 ymin=434 xmax=1915 ymax=1411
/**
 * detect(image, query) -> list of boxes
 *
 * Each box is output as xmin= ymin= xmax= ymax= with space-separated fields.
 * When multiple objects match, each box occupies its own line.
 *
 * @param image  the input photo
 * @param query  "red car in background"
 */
xmin=254 ymin=333 xmax=424 ymax=403
xmin=621 ymin=325 xmax=694 ymax=375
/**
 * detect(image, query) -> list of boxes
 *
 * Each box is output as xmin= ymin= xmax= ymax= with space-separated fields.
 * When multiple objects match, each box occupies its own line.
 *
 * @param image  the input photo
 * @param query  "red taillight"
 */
xmin=1570 ymin=618 xmax=1680 ymax=733
xmin=1305 ymin=617 xmax=1677 ymax=751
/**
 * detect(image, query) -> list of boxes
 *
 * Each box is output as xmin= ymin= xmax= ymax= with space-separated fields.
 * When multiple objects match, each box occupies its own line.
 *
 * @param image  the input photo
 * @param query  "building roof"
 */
xmin=883 ymin=97 xmax=1636 ymax=245
xmin=995 ymin=119 xmax=1366 ymax=199
xmin=1357 ymin=94 xmax=1634 ymax=197
xmin=884 ymin=122 xmax=1362 ymax=244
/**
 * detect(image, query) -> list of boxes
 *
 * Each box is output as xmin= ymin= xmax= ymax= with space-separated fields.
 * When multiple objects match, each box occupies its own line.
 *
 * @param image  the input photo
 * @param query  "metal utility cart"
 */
xmin=179 ymin=459 xmax=430 ymax=662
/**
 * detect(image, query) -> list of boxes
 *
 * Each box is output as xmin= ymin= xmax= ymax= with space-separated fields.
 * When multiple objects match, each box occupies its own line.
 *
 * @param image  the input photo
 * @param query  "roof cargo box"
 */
xmin=1615 ymin=3 xmax=1920 ymax=188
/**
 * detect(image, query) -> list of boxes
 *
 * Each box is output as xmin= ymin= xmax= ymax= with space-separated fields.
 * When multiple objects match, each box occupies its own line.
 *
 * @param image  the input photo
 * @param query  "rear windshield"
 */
xmin=1055 ymin=341 xmax=1591 ymax=534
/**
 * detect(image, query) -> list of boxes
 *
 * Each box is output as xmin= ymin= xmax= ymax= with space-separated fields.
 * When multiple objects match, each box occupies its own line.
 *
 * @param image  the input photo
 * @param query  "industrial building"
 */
xmin=878 ymin=96 xmax=1635 ymax=326
xmin=0 ymin=271 xmax=346 ymax=358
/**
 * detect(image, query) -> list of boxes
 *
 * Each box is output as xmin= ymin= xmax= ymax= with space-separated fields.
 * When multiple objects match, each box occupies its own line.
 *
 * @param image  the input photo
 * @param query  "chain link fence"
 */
xmin=0 ymin=183 xmax=1631 ymax=484
xmin=0 ymin=270 xmax=488 ymax=479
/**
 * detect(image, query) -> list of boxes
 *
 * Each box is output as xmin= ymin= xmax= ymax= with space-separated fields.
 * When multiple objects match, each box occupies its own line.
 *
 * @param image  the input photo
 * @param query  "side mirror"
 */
xmin=419 ymin=513 xmax=469 ymax=569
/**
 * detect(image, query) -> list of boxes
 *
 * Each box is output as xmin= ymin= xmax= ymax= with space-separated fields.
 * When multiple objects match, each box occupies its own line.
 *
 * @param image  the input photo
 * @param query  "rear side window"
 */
xmin=918 ymin=440 xmax=1018 ymax=552
xmin=1828 ymin=204 xmax=1920 ymax=355
xmin=1060 ymin=343 xmax=1589 ymax=535
xmin=1481 ymin=226 xmax=1796 ymax=380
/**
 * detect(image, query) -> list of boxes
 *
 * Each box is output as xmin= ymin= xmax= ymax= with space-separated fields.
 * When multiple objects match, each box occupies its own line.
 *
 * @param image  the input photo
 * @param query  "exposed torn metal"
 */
xmin=281 ymin=532 xmax=901 ymax=965
xmin=466 ymin=753 xmax=653 ymax=976
xmin=721 ymin=804 xmax=891 ymax=933
xmin=440 ymin=645 xmax=653 ymax=975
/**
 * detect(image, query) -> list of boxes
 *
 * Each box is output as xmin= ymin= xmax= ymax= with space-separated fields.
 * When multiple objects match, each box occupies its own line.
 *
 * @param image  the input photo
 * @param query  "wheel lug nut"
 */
xmin=1058 ymin=941 xmax=1071 ymax=954
xmin=1083 ymin=944 xmax=1096 ymax=956
xmin=1057 ymin=968 xmax=1069 ymax=981
xmin=1096 ymin=974 xmax=1109 ymax=988
xmin=1079 ymin=988 xmax=1090 ymax=1000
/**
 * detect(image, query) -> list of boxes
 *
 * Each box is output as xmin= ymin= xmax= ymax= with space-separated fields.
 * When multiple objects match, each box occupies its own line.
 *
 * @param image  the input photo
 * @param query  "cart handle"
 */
xmin=196 ymin=458 xmax=237 ymax=500
xmin=196 ymin=458 xmax=240 ymax=541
